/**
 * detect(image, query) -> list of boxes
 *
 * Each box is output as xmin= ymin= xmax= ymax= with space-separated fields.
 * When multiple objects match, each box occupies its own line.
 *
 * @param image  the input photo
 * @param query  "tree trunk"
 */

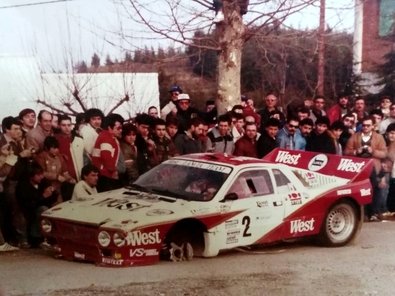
xmin=216 ymin=4 xmax=246 ymax=115
xmin=316 ymin=0 xmax=325 ymax=95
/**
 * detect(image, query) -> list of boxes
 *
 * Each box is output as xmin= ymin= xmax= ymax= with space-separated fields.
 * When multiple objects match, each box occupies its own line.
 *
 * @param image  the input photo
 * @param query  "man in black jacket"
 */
xmin=257 ymin=118 xmax=280 ymax=158
xmin=16 ymin=162 xmax=58 ymax=247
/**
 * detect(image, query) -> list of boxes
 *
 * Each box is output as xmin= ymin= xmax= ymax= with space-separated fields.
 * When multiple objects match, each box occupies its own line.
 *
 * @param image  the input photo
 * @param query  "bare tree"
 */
xmin=120 ymin=0 xmax=318 ymax=113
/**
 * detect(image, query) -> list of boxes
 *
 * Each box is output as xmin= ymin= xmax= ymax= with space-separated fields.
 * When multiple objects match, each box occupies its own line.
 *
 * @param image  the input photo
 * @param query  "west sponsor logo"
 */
xmin=130 ymin=248 xmax=159 ymax=257
xmin=126 ymin=229 xmax=161 ymax=247
xmin=337 ymin=189 xmax=352 ymax=195
xmin=308 ymin=154 xmax=328 ymax=171
xmin=275 ymin=151 xmax=302 ymax=165
xmin=290 ymin=218 xmax=315 ymax=234
xmin=102 ymin=258 xmax=124 ymax=265
xmin=93 ymin=198 xmax=150 ymax=211
xmin=256 ymin=200 xmax=269 ymax=208
xmin=360 ymin=188 xmax=371 ymax=196
xmin=337 ymin=159 xmax=365 ymax=173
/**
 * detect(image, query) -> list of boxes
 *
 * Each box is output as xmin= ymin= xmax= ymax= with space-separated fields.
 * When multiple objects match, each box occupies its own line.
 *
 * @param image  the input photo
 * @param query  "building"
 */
xmin=0 ymin=56 xmax=159 ymax=120
xmin=353 ymin=0 xmax=394 ymax=94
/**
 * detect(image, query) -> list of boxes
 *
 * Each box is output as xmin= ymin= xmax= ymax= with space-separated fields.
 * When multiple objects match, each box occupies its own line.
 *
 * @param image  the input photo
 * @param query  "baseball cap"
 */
xmin=177 ymin=93 xmax=190 ymax=101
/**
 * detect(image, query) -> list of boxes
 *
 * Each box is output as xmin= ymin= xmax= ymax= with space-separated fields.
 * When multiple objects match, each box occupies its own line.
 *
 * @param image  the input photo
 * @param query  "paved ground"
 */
xmin=1 ymin=221 xmax=394 ymax=296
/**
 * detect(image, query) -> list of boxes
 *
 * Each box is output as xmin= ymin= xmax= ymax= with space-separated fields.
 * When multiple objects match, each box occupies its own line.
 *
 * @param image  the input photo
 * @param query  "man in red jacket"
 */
xmin=234 ymin=123 xmax=258 ymax=157
xmin=92 ymin=114 xmax=124 ymax=192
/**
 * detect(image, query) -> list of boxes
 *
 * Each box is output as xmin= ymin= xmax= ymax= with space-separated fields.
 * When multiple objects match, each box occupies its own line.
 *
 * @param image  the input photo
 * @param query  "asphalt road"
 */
xmin=1 ymin=221 xmax=394 ymax=296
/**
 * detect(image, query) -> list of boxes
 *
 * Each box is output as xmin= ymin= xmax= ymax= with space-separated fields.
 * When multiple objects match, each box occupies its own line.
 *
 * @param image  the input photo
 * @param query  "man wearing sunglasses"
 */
xmin=345 ymin=115 xmax=387 ymax=222
xmin=276 ymin=117 xmax=305 ymax=150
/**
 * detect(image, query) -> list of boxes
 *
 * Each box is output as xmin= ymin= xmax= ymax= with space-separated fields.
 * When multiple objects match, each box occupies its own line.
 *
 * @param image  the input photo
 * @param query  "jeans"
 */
xmin=4 ymin=180 xmax=28 ymax=243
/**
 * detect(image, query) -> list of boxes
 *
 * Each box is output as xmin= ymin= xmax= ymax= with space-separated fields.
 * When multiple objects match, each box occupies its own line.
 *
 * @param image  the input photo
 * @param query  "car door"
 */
xmin=221 ymin=168 xmax=285 ymax=248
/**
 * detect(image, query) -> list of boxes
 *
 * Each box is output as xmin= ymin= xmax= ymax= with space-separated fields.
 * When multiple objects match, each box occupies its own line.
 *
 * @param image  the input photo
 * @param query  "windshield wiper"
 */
xmin=149 ymin=188 xmax=184 ymax=200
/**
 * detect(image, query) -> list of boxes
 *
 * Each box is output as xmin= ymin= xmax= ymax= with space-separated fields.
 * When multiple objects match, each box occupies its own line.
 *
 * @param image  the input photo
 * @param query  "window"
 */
xmin=272 ymin=169 xmax=292 ymax=194
xmin=228 ymin=170 xmax=274 ymax=199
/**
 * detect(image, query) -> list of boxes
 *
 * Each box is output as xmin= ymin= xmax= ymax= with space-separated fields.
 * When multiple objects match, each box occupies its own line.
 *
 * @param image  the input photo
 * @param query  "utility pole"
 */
xmin=317 ymin=0 xmax=325 ymax=95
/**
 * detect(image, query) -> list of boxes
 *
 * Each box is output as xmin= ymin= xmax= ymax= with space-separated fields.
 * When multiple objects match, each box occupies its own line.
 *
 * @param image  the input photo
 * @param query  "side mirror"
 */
xmin=220 ymin=192 xmax=238 ymax=202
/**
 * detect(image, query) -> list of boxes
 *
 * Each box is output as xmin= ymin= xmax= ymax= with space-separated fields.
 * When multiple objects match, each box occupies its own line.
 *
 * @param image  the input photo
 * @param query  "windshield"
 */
xmin=134 ymin=159 xmax=232 ymax=201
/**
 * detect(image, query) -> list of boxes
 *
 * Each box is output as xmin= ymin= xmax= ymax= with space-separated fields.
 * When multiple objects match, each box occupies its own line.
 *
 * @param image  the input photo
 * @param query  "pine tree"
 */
xmin=91 ymin=53 xmax=100 ymax=68
xmin=75 ymin=61 xmax=88 ymax=73
xmin=105 ymin=54 xmax=114 ymax=66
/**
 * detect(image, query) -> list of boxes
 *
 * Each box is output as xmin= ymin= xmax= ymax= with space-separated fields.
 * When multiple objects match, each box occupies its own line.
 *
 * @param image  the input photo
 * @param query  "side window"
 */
xmin=273 ymin=169 xmax=291 ymax=194
xmin=228 ymin=170 xmax=274 ymax=199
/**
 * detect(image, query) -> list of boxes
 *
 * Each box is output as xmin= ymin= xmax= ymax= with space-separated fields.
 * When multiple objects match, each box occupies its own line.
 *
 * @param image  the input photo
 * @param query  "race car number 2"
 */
xmin=242 ymin=216 xmax=251 ymax=237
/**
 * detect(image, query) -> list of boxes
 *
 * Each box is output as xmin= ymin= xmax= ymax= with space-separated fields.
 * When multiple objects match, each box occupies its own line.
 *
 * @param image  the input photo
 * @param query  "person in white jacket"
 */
xmin=71 ymin=164 xmax=99 ymax=202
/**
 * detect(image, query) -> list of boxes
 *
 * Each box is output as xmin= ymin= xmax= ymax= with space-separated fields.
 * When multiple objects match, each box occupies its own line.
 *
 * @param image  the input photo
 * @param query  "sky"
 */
xmin=0 ymin=0 xmax=355 ymax=71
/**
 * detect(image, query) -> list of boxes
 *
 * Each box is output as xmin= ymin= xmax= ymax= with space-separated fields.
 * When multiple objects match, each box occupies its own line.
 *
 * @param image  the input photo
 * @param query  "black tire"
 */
xmin=163 ymin=220 xmax=205 ymax=260
xmin=319 ymin=200 xmax=361 ymax=247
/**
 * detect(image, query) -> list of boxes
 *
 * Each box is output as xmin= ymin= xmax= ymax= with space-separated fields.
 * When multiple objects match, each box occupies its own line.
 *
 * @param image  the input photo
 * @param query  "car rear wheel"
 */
xmin=319 ymin=201 xmax=360 ymax=247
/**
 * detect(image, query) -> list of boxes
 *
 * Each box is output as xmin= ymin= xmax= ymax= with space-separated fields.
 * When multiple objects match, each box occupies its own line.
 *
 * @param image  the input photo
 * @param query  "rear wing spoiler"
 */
xmin=263 ymin=148 xmax=374 ymax=183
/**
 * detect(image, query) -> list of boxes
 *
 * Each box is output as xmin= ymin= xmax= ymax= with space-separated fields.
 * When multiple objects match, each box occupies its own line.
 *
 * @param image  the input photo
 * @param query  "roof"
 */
xmin=177 ymin=153 xmax=271 ymax=166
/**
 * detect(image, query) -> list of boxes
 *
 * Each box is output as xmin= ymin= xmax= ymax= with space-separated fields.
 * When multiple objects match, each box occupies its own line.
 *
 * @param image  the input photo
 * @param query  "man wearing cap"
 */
xmin=161 ymin=85 xmax=182 ymax=119
xmin=169 ymin=93 xmax=201 ymax=133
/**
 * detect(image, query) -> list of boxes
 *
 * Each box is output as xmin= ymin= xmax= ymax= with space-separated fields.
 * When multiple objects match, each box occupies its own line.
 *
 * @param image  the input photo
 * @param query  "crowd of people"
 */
xmin=0 ymin=84 xmax=394 ymax=252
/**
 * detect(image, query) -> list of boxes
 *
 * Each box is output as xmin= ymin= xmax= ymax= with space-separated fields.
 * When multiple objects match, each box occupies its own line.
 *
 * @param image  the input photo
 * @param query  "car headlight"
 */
xmin=98 ymin=231 xmax=111 ymax=247
xmin=113 ymin=232 xmax=126 ymax=247
xmin=41 ymin=219 xmax=52 ymax=233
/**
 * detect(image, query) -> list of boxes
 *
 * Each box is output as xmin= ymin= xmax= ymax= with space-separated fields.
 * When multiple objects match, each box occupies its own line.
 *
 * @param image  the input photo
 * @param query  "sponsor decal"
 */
xmin=74 ymin=252 xmax=85 ymax=260
xmin=256 ymin=215 xmax=271 ymax=221
xmin=220 ymin=204 xmax=231 ymax=213
xmin=130 ymin=248 xmax=159 ymax=257
xmin=337 ymin=159 xmax=365 ymax=173
xmin=93 ymin=198 xmax=151 ymax=211
xmin=126 ymin=229 xmax=161 ymax=247
xmin=225 ymin=219 xmax=238 ymax=229
xmin=191 ymin=208 xmax=210 ymax=215
xmin=256 ymin=200 xmax=269 ymax=208
xmin=166 ymin=159 xmax=232 ymax=173
xmin=288 ymin=192 xmax=302 ymax=205
xmin=337 ymin=189 xmax=352 ymax=195
xmin=290 ymin=218 xmax=315 ymax=234
xmin=275 ymin=151 xmax=302 ymax=165
xmin=308 ymin=154 xmax=328 ymax=171
xmin=226 ymin=229 xmax=241 ymax=244
xmin=146 ymin=209 xmax=174 ymax=216
xmin=360 ymin=188 xmax=371 ymax=196
xmin=102 ymin=257 xmax=124 ymax=265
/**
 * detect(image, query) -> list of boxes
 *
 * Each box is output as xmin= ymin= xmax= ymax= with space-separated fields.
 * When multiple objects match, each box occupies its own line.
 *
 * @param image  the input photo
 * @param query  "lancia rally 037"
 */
xmin=40 ymin=148 xmax=373 ymax=266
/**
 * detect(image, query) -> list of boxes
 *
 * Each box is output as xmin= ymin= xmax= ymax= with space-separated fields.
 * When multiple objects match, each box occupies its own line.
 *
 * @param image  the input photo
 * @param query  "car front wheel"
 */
xmin=319 ymin=201 xmax=360 ymax=247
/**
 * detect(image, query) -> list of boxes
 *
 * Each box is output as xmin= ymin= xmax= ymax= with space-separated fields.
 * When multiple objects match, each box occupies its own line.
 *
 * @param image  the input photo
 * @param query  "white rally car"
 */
xmin=41 ymin=149 xmax=373 ymax=266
